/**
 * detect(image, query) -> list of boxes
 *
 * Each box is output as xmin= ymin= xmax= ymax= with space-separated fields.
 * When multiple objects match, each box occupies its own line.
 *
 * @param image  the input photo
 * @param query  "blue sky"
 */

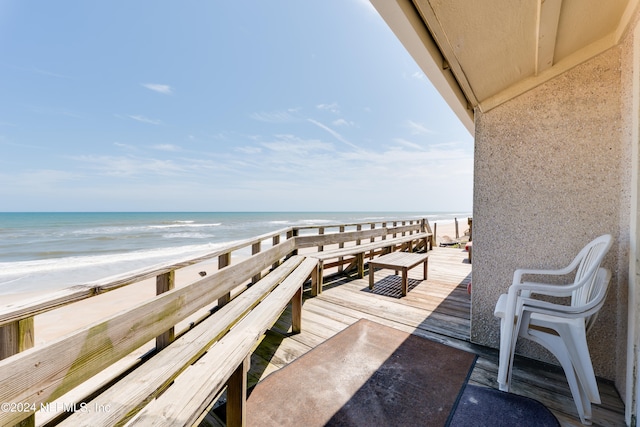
xmin=0 ymin=0 xmax=473 ymax=212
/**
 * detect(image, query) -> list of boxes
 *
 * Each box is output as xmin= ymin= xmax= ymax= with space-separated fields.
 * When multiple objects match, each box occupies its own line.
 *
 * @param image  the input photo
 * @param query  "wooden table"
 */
xmin=368 ymin=252 xmax=429 ymax=296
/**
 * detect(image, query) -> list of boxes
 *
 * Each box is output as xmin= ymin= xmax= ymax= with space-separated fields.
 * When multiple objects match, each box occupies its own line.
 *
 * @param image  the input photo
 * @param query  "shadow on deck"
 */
xmin=204 ymin=247 xmax=625 ymax=427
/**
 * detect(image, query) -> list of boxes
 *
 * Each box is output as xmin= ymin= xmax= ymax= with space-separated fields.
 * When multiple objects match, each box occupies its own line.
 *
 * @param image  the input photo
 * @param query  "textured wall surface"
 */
xmin=472 ymin=46 xmax=628 ymax=382
xmin=617 ymin=18 xmax=636 ymax=402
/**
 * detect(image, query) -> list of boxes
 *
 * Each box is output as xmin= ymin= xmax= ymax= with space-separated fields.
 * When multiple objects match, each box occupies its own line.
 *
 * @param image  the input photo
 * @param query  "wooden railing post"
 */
xmin=218 ymin=252 xmax=231 ymax=307
xmin=1 ymin=318 xmax=35 ymax=427
xmin=455 ymin=217 xmax=460 ymax=239
xmin=272 ymin=235 xmax=281 ymax=270
xmin=434 ymin=223 xmax=438 ymax=247
xmin=318 ymin=227 xmax=325 ymax=252
xmin=156 ymin=270 xmax=175 ymax=350
xmin=425 ymin=218 xmax=434 ymax=249
xmin=369 ymin=223 xmax=375 ymax=260
xmin=338 ymin=225 xmax=345 ymax=273
xmin=356 ymin=224 xmax=362 ymax=245
xmin=0 ymin=318 xmax=34 ymax=359
xmin=251 ymin=242 xmax=261 ymax=285
xmin=287 ymin=229 xmax=298 ymax=256
xmin=227 ymin=356 xmax=249 ymax=427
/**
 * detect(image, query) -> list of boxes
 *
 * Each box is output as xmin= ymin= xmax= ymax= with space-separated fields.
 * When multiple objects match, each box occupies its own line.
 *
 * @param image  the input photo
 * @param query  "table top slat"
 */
xmin=369 ymin=252 xmax=429 ymax=269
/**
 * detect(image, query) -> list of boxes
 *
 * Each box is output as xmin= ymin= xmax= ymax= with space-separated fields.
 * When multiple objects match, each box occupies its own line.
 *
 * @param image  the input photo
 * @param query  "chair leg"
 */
xmin=563 ymin=325 xmax=600 ymax=404
xmin=527 ymin=330 xmax=592 ymax=425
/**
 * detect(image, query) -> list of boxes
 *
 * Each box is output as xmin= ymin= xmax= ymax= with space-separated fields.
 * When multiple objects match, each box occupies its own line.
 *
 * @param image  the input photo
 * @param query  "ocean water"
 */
xmin=0 ymin=212 xmax=470 ymax=295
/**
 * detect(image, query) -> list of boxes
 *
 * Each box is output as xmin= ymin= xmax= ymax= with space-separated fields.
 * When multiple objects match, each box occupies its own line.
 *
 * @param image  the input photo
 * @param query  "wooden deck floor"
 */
xmin=209 ymin=247 xmax=625 ymax=426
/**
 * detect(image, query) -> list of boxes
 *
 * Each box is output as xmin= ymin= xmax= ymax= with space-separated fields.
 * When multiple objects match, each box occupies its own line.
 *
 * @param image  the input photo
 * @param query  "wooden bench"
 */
xmin=0 ymin=236 xmax=315 ymax=427
xmin=56 ymin=255 xmax=317 ymax=427
xmin=368 ymin=251 xmax=430 ymax=296
xmin=0 ymin=219 xmax=435 ymax=427
xmin=304 ymin=231 xmax=432 ymax=295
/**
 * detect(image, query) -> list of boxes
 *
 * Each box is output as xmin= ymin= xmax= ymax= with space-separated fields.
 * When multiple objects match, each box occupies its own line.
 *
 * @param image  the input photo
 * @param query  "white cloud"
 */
xmin=70 ymin=155 xmax=187 ymax=177
xmin=152 ymin=144 xmax=181 ymax=152
xmin=316 ymin=103 xmax=340 ymax=114
xmin=113 ymin=142 xmax=138 ymax=151
xmin=411 ymin=71 xmax=425 ymax=80
xmin=250 ymin=110 xmax=296 ymax=123
xmin=142 ymin=83 xmax=173 ymax=95
xmin=236 ymin=146 xmax=262 ymax=154
xmin=393 ymin=138 xmax=425 ymax=151
xmin=406 ymin=120 xmax=435 ymax=135
xmin=307 ymin=119 xmax=361 ymax=151
xmin=129 ymin=115 xmax=162 ymax=125
xmin=23 ymin=67 xmax=70 ymax=79
xmin=261 ymin=135 xmax=333 ymax=154
xmin=332 ymin=118 xmax=354 ymax=127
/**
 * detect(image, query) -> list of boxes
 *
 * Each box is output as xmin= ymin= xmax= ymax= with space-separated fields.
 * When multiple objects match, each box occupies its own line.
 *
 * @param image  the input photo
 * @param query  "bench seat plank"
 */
xmin=307 ymin=232 xmax=431 ymax=295
xmin=127 ymin=257 xmax=319 ymax=427
xmin=59 ymin=256 xmax=307 ymax=427
xmin=0 ymin=239 xmax=297 ymax=427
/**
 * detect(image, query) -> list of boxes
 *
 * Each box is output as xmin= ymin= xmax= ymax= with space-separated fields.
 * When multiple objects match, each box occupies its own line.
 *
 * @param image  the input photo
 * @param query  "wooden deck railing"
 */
xmin=0 ymin=217 xmax=432 ymax=426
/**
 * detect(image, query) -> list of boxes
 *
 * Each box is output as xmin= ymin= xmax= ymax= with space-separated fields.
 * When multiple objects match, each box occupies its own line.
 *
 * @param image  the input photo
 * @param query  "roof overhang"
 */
xmin=371 ymin=0 xmax=640 ymax=134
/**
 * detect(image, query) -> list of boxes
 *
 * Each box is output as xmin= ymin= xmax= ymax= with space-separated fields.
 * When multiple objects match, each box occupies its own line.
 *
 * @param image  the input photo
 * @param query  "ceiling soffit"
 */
xmin=398 ymin=0 xmax=639 ymax=118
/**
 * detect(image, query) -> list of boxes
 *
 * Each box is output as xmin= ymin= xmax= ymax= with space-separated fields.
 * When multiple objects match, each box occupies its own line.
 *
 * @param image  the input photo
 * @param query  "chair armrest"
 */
xmin=510 ymin=280 xmax=578 ymax=298
xmin=513 ymin=265 xmax=577 ymax=285
xmin=519 ymin=297 xmax=580 ymax=317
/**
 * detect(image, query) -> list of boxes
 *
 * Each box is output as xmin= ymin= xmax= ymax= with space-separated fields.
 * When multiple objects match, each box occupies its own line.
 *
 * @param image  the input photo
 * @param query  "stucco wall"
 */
xmin=472 ymin=46 xmax=629 ymax=383
xmin=618 ymin=15 xmax=637 ymax=406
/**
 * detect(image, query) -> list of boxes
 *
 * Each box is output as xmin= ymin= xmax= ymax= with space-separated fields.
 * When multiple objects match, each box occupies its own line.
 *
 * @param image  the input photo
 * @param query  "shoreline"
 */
xmin=2 ymin=220 xmax=468 ymax=345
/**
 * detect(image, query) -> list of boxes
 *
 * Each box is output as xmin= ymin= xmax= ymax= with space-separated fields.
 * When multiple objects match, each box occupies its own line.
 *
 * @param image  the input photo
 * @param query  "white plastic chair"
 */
xmin=494 ymin=234 xmax=613 ymax=425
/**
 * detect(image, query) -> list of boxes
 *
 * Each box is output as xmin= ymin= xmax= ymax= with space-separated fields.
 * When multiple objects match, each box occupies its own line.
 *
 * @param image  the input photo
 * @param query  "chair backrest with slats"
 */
xmin=570 ymin=234 xmax=613 ymax=308
xmin=584 ymin=267 xmax=612 ymax=332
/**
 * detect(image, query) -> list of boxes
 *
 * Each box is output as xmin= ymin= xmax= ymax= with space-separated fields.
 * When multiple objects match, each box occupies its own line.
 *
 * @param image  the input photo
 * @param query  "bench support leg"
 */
xmin=227 ymin=356 xmax=249 ymax=427
xmin=312 ymin=262 xmax=323 ymax=296
xmin=292 ymin=286 xmax=303 ymax=334
xmin=356 ymin=253 xmax=365 ymax=279
xmin=369 ymin=265 xmax=375 ymax=290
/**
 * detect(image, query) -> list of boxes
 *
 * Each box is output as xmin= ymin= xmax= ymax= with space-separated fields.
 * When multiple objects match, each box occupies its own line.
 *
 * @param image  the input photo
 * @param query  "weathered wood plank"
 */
xmin=0 ymin=228 xmax=293 ymax=327
xmin=309 ymin=233 xmax=430 ymax=261
xmin=128 ymin=257 xmax=318 ymax=426
xmin=0 ymin=317 xmax=34 ymax=360
xmin=0 ymin=239 xmax=296 ymax=427
xmin=58 ymin=255 xmax=306 ymax=427
xmin=156 ymin=270 xmax=175 ymax=350
xmin=226 ymin=356 xmax=248 ymax=427
xmin=315 ymin=290 xmax=469 ymax=340
xmin=294 ymin=227 xmax=388 ymax=248
xmin=387 ymin=223 xmax=421 ymax=235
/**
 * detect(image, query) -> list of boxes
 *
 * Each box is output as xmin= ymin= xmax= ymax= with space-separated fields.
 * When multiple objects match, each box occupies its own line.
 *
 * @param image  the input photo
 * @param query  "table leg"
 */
xmin=423 ymin=258 xmax=428 ymax=280
xmin=369 ymin=264 xmax=375 ymax=290
xmin=402 ymin=268 xmax=408 ymax=296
